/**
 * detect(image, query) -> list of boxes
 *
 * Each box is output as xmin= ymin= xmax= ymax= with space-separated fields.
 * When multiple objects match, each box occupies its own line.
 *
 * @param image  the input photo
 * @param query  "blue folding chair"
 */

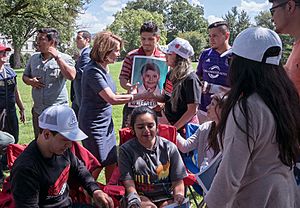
xmin=180 ymin=123 xmax=206 ymax=207
xmin=183 ymin=123 xmax=201 ymax=174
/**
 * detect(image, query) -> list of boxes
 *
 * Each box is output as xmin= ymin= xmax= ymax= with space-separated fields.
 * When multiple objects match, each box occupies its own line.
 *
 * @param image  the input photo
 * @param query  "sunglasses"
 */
xmin=0 ymin=51 xmax=9 ymax=56
xmin=270 ymin=1 xmax=290 ymax=15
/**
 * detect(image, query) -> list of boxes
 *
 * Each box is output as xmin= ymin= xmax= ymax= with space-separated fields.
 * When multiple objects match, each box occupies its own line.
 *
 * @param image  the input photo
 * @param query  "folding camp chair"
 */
xmin=183 ymin=123 xmax=224 ymax=208
xmin=0 ymin=142 xmax=124 ymax=207
xmin=115 ymin=124 xmax=200 ymax=207
xmin=182 ymin=123 xmax=205 ymax=207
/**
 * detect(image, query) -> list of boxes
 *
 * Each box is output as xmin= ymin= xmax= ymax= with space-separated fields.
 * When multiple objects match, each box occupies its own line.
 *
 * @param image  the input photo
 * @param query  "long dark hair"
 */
xmin=207 ymin=93 xmax=227 ymax=156
xmin=218 ymin=54 xmax=300 ymax=168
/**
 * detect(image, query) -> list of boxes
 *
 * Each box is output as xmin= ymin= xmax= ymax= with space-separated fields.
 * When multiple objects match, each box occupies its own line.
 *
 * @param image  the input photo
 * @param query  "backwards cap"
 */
xmin=224 ymin=27 xmax=282 ymax=65
xmin=161 ymin=37 xmax=194 ymax=59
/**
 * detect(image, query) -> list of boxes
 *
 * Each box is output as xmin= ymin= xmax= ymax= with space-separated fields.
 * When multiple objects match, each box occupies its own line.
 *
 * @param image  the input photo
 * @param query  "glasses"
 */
xmin=270 ymin=1 xmax=289 ymax=15
xmin=0 ymin=51 xmax=8 ymax=56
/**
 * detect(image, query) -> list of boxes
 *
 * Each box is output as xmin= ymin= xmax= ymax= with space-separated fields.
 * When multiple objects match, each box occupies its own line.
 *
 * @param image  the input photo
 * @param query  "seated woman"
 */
xmin=176 ymin=93 xmax=226 ymax=167
xmin=118 ymin=106 xmax=187 ymax=208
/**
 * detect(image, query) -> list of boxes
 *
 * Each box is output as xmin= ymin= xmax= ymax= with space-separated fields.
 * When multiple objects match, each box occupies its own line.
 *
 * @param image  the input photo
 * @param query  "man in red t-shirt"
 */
xmin=119 ymin=21 xmax=165 ymax=127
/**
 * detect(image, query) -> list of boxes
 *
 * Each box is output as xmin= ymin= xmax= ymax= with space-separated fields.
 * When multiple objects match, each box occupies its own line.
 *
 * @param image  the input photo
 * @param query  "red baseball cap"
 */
xmin=0 ymin=44 xmax=11 ymax=52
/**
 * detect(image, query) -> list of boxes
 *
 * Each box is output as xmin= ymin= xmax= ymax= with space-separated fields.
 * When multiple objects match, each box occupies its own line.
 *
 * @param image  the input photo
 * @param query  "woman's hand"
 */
xmin=136 ymin=89 xmax=154 ymax=100
xmin=173 ymin=193 xmax=185 ymax=205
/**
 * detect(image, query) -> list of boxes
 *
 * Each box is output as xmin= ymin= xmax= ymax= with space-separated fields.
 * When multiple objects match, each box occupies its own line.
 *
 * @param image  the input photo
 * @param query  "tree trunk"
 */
xmin=13 ymin=45 xmax=22 ymax=69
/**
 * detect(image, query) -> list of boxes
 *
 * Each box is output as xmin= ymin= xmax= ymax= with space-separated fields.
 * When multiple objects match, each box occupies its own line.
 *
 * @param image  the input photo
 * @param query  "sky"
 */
xmin=76 ymin=0 xmax=272 ymax=34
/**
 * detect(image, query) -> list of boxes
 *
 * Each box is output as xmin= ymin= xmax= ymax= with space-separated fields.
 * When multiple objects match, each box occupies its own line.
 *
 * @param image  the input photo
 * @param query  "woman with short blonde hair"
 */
xmin=90 ymin=31 xmax=123 ymax=63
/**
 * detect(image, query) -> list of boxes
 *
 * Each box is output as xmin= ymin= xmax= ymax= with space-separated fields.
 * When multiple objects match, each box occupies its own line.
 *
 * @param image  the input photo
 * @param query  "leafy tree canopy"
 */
xmin=223 ymin=6 xmax=251 ymax=45
xmin=0 ymin=0 xmax=90 ymax=68
xmin=118 ymin=0 xmax=207 ymax=43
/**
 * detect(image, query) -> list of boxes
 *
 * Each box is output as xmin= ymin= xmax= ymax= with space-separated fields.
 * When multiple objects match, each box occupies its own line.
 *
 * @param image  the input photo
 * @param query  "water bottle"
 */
xmin=200 ymin=157 xmax=209 ymax=173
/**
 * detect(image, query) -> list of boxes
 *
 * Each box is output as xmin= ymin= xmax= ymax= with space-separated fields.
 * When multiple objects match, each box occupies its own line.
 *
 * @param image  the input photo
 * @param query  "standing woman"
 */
xmin=147 ymin=38 xmax=201 ymax=132
xmin=79 ymin=31 xmax=144 ymax=182
xmin=205 ymin=27 xmax=300 ymax=207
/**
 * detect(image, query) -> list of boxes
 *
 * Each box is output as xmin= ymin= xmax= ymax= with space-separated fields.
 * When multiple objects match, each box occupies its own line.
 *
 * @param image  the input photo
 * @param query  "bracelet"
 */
xmin=127 ymin=192 xmax=141 ymax=207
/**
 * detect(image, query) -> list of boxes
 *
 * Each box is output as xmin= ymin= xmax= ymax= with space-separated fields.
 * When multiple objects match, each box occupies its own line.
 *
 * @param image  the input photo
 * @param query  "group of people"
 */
xmin=0 ymin=0 xmax=299 ymax=207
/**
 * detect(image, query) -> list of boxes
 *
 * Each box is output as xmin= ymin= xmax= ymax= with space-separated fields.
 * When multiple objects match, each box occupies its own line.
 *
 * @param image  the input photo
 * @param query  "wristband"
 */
xmin=55 ymin=53 xmax=62 ymax=61
xmin=127 ymin=192 xmax=141 ymax=208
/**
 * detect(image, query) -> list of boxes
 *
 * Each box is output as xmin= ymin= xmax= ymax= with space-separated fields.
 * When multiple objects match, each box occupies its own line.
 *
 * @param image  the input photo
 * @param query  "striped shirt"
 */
xmin=119 ymin=47 xmax=165 ymax=81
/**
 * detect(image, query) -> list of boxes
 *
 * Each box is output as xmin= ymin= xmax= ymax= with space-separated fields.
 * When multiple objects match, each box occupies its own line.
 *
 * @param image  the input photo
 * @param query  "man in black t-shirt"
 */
xmin=11 ymin=105 xmax=114 ymax=208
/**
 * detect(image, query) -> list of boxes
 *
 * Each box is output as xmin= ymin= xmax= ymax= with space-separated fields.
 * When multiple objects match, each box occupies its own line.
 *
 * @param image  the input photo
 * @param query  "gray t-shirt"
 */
xmin=119 ymin=136 xmax=187 ymax=202
xmin=24 ymin=52 xmax=75 ymax=114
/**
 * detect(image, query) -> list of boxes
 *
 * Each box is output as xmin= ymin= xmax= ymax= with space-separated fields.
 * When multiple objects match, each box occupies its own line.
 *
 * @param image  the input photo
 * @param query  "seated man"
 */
xmin=0 ymin=131 xmax=15 ymax=184
xmin=11 ymin=105 xmax=113 ymax=208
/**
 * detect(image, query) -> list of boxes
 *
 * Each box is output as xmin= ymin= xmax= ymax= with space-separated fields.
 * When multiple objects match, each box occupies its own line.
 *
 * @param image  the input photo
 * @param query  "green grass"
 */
xmin=15 ymin=61 xmax=202 ymax=207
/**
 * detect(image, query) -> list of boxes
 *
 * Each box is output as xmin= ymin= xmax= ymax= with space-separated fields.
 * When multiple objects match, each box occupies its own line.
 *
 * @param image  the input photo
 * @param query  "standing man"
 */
xmin=119 ymin=21 xmax=165 ymax=127
xmin=23 ymin=28 xmax=76 ymax=139
xmin=269 ymin=0 xmax=300 ymax=94
xmin=72 ymin=30 xmax=91 ymax=116
xmin=11 ymin=105 xmax=114 ymax=208
xmin=269 ymin=0 xmax=300 ymax=184
xmin=196 ymin=21 xmax=231 ymax=123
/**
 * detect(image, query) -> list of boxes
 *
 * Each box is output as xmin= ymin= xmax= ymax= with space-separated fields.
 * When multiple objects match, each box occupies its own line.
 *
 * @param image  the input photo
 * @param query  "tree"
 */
xmin=178 ymin=31 xmax=208 ymax=61
xmin=167 ymin=0 xmax=207 ymax=40
xmin=125 ymin=0 xmax=168 ymax=19
xmin=0 ymin=0 xmax=90 ymax=68
xmin=118 ymin=0 xmax=207 ymax=43
xmin=254 ymin=10 xmax=274 ymax=30
xmin=107 ymin=9 xmax=166 ymax=58
xmin=223 ymin=7 xmax=251 ymax=45
xmin=254 ymin=10 xmax=293 ymax=63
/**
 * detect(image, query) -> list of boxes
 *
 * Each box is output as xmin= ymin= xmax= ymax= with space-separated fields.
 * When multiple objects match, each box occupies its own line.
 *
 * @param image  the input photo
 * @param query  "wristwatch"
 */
xmin=55 ymin=53 xmax=62 ymax=61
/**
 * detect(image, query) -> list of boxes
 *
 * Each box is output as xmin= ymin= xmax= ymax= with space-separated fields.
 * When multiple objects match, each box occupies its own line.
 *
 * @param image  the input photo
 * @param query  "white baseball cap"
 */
xmin=39 ymin=105 xmax=87 ymax=141
xmin=223 ymin=27 xmax=282 ymax=65
xmin=161 ymin=37 xmax=194 ymax=59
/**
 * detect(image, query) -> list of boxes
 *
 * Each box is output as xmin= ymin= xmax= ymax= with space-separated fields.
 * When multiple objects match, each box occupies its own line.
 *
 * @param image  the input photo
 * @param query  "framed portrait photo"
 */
xmin=129 ymin=56 xmax=168 ymax=108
